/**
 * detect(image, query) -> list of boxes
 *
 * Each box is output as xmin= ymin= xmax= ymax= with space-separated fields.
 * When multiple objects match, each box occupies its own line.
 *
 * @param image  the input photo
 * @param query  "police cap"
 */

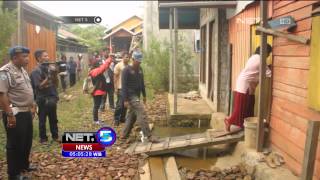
xmin=9 ymin=46 xmax=30 ymax=59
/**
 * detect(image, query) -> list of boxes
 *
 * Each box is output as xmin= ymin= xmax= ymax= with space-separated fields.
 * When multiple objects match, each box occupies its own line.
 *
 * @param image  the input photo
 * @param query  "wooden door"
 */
xmin=250 ymin=25 xmax=273 ymax=120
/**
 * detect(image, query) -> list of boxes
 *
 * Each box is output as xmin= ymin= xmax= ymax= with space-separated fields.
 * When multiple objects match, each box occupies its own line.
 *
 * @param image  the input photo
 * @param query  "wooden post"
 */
xmin=256 ymin=0 xmax=268 ymax=152
xmin=173 ymin=8 xmax=178 ymax=114
xmin=169 ymin=8 xmax=173 ymax=94
xmin=17 ymin=1 xmax=22 ymax=45
xmin=227 ymin=44 xmax=233 ymax=115
xmin=301 ymin=121 xmax=320 ymax=180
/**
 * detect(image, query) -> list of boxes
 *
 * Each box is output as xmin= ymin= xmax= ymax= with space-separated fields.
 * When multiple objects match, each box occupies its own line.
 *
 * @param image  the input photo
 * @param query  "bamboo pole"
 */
xmin=173 ymin=8 xmax=178 ymax=114
xmin=256 ymin=0 xmax=268 ymax=152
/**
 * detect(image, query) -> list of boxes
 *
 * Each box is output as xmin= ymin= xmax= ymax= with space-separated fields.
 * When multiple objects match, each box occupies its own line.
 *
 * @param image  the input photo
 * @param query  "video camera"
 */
xmin=40 ymin=61 xmax=60 ymax=82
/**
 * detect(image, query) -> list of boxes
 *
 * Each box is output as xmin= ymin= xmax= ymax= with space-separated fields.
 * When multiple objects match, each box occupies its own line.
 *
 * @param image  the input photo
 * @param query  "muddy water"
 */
xmin=152 ymin=126 xmax=220 ymax=170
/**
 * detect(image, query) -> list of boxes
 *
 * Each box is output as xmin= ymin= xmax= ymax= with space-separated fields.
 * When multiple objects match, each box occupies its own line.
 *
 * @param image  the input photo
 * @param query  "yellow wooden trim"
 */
xmin=308 ymin=16 xmax=320 ymax=111
xmin=251 ymin=25 xmax=273 ymax=116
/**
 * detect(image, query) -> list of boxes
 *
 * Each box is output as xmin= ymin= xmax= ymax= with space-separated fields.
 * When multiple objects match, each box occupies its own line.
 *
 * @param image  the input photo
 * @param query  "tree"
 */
xmin=0 ymin=1 xmax=17 ymax=64
xmin=68 ymin=25 xmax=107 ymax=53
xmin=142 ymin=34 xmax=196 ymax=92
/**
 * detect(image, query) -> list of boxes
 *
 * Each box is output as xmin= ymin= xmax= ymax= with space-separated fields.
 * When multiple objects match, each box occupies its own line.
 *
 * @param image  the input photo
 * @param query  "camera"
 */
xmin=40 ymin=61 xmax=59 ymax=83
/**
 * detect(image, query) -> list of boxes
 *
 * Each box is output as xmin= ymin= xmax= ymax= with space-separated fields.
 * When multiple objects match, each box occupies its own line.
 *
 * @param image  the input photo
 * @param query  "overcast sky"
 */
xmin=28 ymin=1 xmax=144 ymax=28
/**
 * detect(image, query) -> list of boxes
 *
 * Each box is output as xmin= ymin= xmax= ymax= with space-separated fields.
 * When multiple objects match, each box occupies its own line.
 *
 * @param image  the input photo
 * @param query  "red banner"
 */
xmin=62 ymin=143 xmax=105 ymax=151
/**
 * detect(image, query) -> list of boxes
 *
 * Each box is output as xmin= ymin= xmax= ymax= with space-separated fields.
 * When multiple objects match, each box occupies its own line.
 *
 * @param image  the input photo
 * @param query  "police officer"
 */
xmin=0 ymin=46 xmax=37 ymax=180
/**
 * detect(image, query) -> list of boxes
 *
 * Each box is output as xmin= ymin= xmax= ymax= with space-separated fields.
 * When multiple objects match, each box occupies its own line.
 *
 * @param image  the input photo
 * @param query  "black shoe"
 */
xmin=9 ymin=175 xmax=29 ymax=180
xmin=22 ymin=165 xmax=37 ymax=172
xmin=39 ymin=139 xmax=48 ymax=144
xmin=114 ymin=121 xmax=120 ymax=127
xmin=52 ymin=138 xmax=61 ymax=143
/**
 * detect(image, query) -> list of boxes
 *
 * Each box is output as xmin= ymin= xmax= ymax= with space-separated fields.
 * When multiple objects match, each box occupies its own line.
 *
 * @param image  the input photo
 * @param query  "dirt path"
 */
xmin=0 ymin=82 xmax=167 ymax=179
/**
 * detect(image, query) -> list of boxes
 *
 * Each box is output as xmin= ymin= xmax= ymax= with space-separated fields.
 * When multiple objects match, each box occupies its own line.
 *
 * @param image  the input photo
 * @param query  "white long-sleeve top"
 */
xmin=235 ymin=54 xmax=271 ymax=94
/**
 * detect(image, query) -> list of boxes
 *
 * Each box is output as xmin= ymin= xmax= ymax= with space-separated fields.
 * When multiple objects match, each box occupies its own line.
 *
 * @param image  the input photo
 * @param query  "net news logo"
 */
xmin=96 ymin=127 xmax=117 ymax=147
xmin=61 ymin=127 xmax=116 ymax=158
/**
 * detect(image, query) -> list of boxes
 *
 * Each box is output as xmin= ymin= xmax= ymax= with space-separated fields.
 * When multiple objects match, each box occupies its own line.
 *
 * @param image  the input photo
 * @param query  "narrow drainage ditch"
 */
xmin=148 ymin=123 xmax=254 ymax=179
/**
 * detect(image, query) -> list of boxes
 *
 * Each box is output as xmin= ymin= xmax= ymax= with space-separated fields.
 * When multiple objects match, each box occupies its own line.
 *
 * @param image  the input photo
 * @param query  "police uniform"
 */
xmin=0 ymin=47 xmax=34 ymax=178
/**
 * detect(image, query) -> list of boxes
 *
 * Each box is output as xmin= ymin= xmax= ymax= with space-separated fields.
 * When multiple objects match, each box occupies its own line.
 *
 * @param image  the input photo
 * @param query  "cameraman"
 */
xmin=30 ymin=49 xmax=60 ymax=144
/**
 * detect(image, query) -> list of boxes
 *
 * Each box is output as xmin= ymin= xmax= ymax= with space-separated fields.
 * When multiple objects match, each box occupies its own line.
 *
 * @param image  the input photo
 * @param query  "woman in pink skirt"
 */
xmin=225 ymin=44 xmax=272 ymax=131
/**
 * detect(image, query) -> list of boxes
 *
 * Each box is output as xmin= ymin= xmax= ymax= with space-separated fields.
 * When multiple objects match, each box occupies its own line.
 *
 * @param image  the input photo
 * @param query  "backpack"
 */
xmin=82 ymin=76 xmax=94 ymax=94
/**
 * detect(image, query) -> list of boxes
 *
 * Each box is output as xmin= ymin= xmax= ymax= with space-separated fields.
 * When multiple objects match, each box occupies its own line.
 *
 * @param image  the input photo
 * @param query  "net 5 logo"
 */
xmin=96 ymin=127 xmax=117 ymax=147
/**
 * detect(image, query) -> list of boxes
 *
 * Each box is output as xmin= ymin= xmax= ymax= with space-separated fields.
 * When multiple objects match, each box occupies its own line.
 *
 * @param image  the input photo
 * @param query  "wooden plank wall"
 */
xmin=26 ymin=22 xmax=56 ymax=73
xmin=228 ymin=3 xmax=260 ymax=90
xmin=269 ymin=1 xmax=320 ymax=179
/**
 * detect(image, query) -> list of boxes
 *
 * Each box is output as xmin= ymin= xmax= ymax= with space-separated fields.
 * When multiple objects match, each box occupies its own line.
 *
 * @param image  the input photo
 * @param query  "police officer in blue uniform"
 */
xmin=0 ymin=46 xmax=37 ymax=180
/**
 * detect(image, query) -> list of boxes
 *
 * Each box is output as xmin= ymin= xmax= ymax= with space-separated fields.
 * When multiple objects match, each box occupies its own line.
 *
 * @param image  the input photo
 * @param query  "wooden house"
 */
xmin=227 ymin=0 xmax=320 ymax=178
xmin=3 ymin=1 xmax=60 ymax=73
xmin=102 ymin=15 xmax=143 ymax=53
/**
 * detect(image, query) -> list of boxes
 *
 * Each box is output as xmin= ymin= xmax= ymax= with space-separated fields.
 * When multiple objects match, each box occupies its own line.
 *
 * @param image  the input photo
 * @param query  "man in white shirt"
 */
xmin=113 ymin=52 xmax=130 ymax=126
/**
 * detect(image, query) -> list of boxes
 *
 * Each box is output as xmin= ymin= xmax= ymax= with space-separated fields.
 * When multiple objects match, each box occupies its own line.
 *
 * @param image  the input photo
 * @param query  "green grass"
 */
xmin=0 ymin=80 xmax=94 ymax=160
xmin=0 ymin=77 xmax=157 ymax=160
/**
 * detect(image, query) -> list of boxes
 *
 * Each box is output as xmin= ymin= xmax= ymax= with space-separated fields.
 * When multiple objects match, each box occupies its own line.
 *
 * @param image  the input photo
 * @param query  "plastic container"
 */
xmin=244 ymin=117 xmax=258 ymax=149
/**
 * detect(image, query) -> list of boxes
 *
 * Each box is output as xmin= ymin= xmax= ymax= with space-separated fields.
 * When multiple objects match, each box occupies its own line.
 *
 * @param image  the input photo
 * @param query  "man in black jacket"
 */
xmin=120 ymin=51 xmax=157 ymax=142
xmin=30 ymin=49 xmax=59 ymax=144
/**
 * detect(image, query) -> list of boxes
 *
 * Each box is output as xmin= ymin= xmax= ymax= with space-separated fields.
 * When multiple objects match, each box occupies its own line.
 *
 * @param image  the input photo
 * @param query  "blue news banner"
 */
xmin=62 ymin=127 xmax=117 ymax=158
xmin=62 ymin=150 xmax=106 ymax=158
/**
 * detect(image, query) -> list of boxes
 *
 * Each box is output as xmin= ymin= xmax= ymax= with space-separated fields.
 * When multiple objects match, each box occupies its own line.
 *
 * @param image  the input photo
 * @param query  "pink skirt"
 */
xmin=226 ymin=91 xmax=255 ymax=128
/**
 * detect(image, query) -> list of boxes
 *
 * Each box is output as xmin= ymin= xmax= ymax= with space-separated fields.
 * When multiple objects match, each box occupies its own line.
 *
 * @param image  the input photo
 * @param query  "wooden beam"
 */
xmin=140 ymin=160 xmax=151 ymax=180
xmin=256 ymin=0 xmax=268 ymax=152
xmin=17 ymin=1 xmax=22 ymax=45
xmin=256 ymin=26 xmax=310 ymax=44
xmin=173 ymin=8 xmax=178 ymax=114
xmin=164 ymin=157 xmax=181 ymax=180
xmin=169 ymin=8 xmax=173 ymax=94
xmin=300 ymin=121 xmax=320 ymax=180
xmin=158 ymin=1 xmax=237 ymax=8
xmin=312 ymin=6 xmax=320 ymax=15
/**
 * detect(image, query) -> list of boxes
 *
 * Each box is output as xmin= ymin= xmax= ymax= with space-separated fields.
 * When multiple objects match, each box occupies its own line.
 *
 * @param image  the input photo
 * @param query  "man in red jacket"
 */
xmin=88 ymin=56 xmax=112 ymax=124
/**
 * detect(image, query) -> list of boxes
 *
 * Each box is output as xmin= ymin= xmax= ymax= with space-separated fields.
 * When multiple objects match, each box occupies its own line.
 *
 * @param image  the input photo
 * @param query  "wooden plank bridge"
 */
xmin=125 ymin=129 xmax=244 ymax=156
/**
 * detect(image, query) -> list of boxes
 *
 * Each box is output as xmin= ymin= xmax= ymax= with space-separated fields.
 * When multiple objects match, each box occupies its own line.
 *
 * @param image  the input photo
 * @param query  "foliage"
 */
xmin=0 ymin=2 xmax=17 ymax=64
xmin=142 ymin=35 xmax=197 ymax=93
xmin=142 ymin=37 xmax=170 ymax=91
xmin=68 ymin=25 xmax=107 ymax=53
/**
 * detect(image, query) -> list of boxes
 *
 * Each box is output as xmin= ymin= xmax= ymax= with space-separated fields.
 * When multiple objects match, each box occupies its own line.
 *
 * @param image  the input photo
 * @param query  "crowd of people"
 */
xmin=84 ymin=49 xmax=157 ymax=142
xmin=0 ymin=46 xmax=158 ymax=179
xmin=57 ymin=54 xmax=83 ymax=92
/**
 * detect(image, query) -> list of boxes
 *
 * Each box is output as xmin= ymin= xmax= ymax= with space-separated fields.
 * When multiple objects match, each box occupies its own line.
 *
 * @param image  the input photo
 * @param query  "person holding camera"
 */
xmin=30 ymin=49 xmax=60 ymax=144
xmin=0 ymin=46 xmax=37 ymax=179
